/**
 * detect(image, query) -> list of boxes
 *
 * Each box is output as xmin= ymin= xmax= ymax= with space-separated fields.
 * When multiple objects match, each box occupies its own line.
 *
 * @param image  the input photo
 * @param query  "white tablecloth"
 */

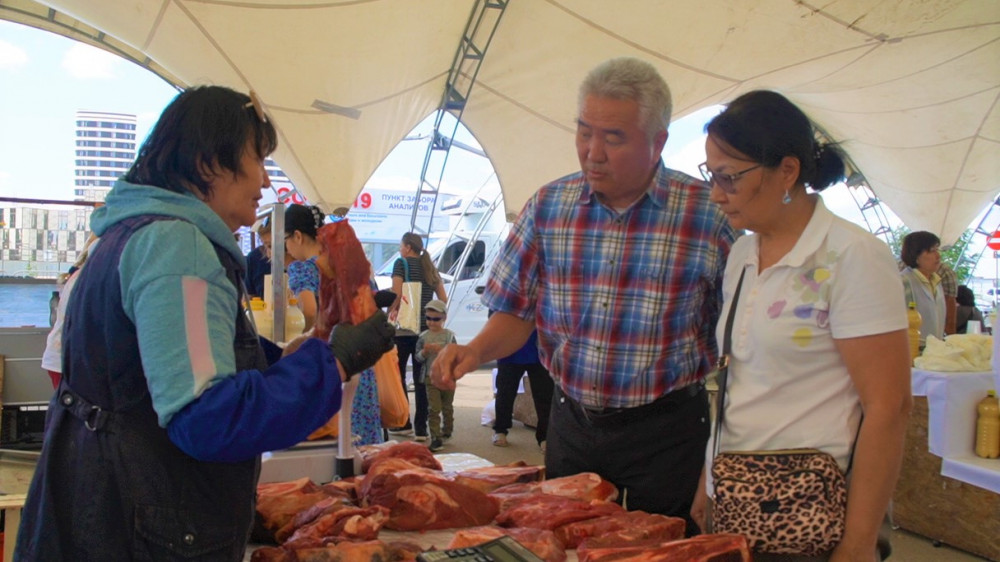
xmin=911 ymin=369 xmax=1000 ymax=493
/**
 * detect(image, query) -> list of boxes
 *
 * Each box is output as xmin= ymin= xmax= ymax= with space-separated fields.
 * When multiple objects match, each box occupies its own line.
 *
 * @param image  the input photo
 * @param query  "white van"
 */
xmin=374 ymin=227 xmax=509 ymax=344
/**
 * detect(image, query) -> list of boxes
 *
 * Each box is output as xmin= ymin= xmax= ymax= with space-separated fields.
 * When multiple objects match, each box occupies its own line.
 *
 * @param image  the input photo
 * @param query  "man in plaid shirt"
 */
xmin=433 ymin=57 xmax=736 ymax=535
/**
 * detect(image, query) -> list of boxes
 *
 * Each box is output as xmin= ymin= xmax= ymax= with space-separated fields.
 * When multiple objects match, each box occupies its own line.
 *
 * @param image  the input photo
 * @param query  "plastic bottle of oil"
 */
xmin=249 ymin=297 xmax=272 ymax=340
xmin=285 ymin=297 xmax=306 ymax=338
xmin=906 ymin=301 xmax=922 ymax=364
xmin=975 ymin=390 xmax=1000 ymax=459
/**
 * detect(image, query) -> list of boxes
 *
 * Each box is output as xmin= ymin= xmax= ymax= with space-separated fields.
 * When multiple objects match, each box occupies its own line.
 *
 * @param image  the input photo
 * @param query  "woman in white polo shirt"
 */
xmin=692 ymin=90 xmax=912 ymax=562
xmin=899 ymin=231 xmax=946 ymax=348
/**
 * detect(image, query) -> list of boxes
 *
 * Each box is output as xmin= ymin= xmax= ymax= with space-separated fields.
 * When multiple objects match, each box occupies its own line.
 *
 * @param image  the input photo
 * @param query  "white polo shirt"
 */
xmin=710 ymin=198 xmax=906 ymax=483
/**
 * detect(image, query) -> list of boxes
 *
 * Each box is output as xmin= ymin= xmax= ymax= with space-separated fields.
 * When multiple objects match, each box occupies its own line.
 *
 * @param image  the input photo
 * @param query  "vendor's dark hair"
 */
xmin=285 ymin=204 xmax=326 ymax=239
xmin=125 ymin=85 xmax=277 ymax=197
xmin=401 ymin=232 xmax=441 ymax=287
xmin=957 ymin=285 xmax=976 ymax=307
xmin=900 ymin=231 xmax=941 ymax=268
xmin=706 ymin=90 xmax=844 ymax=191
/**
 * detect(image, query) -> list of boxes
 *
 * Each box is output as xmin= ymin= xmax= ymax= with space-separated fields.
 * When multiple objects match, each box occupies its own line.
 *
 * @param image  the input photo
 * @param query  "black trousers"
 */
xmin=394 ymin=335 xmax=427 ymax=435
xmin=493 ymin=362 xmax=554 ymax=445
xmin=546 ymin=384 xmax=709 ymax=537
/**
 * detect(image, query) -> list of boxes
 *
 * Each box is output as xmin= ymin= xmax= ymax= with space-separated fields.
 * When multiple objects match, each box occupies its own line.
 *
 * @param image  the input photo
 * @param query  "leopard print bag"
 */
xmin=710 ymin=448 xmax=848 ymax=556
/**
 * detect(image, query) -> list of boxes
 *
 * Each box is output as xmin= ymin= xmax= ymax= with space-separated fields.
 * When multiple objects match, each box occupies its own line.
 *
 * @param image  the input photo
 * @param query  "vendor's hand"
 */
xmin=430 ymin=343 xmax=479 ymax=391
xmin=329 ymin=310 xmax=395 ymax=379
xmin=281 ymin=333 xmax=312 ymax=357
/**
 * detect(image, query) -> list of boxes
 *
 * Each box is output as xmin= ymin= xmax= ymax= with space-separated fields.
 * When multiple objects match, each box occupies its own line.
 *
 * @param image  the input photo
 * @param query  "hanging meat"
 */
xmin=308 ymin=220 xmax=409 ymax=438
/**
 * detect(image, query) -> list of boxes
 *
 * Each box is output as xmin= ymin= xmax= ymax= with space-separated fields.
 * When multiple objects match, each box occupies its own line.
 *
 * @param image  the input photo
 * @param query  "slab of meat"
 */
xmin=250 ymin=539 xmax=423 ymax=562
xmin=274 ymin=496 xmax=356 ymax=544
xmin=319 ymin=479 xmax=360 ymax=504
xmin=359 ymin=458 xmax=499 ymax=531
xmin=495 ymin=494 xmax=624 ymax=530
xmin=490 ymin=472 xmax=618 ymax=511
xmin=451 ymin=463 xmax=545 ymax=494
xmin=282 ymin=505 xmax=390 ymax=550
xmin=447 ymin=526 xmax=566 ymax=562
xmin=312 ymin=220 xmax=409 ymax=436
xmin=254 ymin=478 xmax=331 ymax=543
xmin=576 ymin=533 xmax=751 ymax=562
xmin=554 ymin=511 xmax=685 ymax=549
xmin=359 ymin=441 xmax=443 ymax=473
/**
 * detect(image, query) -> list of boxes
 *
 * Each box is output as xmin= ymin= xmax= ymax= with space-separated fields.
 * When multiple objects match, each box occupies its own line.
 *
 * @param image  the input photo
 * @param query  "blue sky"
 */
xmin=0 ymin=20 xmax=179 ymax=200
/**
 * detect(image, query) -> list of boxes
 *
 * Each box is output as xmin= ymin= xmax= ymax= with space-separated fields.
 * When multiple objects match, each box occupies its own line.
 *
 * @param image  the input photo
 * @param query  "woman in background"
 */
xmin=41 ymin=233 xmax=97 ymax=389
xmin=284 ymin=204 xmax=326 ymax=332
xmin=899 ymin=231 xmax=946 ymax=347
xmin=387 ymin=232 xmax=447 ymax=439
xmin=955 ymin=284 xmax=985 ymax=334
xmin=692 ymin=90 xmax=911 ymax=561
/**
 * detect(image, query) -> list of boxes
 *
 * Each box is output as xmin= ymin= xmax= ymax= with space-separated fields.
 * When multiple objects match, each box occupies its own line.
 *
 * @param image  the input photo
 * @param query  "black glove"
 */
xmin=374 ymin=289 xmax=396 ymax=309
xmin=328 ymin=310 xmax=396 ymax=379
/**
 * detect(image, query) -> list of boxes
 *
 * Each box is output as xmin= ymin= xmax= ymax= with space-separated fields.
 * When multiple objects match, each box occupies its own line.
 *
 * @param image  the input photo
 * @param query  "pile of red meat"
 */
xmin=251 ymin=442 xmax=750 ymax=561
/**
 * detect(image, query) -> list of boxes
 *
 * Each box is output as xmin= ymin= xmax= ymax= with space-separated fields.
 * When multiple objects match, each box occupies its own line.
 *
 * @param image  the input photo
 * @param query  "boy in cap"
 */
xmin=416 ymin=300 xmax=457 ymax=452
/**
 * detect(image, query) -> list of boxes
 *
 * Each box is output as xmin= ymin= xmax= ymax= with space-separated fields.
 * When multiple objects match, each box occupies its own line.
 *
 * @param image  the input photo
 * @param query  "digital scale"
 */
xmin=416 ymin=536 xmax=545 ymax=562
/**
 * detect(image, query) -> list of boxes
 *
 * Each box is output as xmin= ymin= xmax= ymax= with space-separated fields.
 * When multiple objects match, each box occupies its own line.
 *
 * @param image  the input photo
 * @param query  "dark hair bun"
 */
xmin=812 ymin=143 xmax=846 ymax=192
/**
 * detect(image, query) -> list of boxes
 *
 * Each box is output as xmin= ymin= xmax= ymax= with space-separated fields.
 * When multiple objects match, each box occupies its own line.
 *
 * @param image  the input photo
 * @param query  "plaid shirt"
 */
xmin=483 ymin=162 xmax=736 ymax=409
xmin=938 ymin=263 xmax=957 ymax=298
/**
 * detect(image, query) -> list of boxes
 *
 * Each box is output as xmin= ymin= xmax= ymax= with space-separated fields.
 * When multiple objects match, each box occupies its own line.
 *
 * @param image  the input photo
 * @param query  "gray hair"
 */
xmin=578 ymin=57 xmax=672 ymax=140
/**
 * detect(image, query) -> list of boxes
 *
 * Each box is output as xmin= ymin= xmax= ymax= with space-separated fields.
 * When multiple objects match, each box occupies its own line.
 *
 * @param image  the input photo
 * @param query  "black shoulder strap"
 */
xmin=711 ymin=267 xmax=746 ymax=458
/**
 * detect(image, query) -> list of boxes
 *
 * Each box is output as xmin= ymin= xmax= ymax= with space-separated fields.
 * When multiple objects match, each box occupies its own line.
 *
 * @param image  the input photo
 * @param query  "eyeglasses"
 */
xmin=426 ymin=316 xmax=444 ymax=322
xmin=699 ymin=162 xmax=762 ymax=194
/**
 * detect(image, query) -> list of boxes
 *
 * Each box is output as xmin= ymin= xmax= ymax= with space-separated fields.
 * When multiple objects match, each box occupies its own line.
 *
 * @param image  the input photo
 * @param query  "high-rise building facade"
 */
xmin=1 ymin=111 xmax=303 ymax=277
xmin=74 ymin=111 xmax=136 ymax=202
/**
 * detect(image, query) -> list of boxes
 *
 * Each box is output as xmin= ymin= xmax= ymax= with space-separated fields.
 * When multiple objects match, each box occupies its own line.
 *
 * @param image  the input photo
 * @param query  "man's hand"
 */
xmin=329 ymin=310 xmax=395 ymax=378
xmin=430 ymin=343 xmax=480 ymax=391
xmin=690 ymin=467 xmax=708 ymax=534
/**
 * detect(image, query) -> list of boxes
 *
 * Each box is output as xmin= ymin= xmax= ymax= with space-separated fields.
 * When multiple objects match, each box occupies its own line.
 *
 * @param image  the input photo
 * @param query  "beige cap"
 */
xmin=424 ymin=299 xmax=447 ymax=313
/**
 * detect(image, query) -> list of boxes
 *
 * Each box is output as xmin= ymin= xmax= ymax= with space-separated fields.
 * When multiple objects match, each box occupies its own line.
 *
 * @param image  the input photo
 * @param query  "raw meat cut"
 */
xmin=490 ymin=472 xmax=617 ymax=509
xmin=490 ymin=472 xmax=618 ymax=511
xmin=576 ymin=533 xmax=751 ymax=562
xmin=319 ymin=479 xmax=360 ymax=503
xmin=537 ymin=472 xmax=618 ymax=502
xmin=255 ymin=478 xmax=330 ymax=542
xmin=274 ymin=496 xmax=355 ymax=544
xmin=359 ymin=441 xmax=443 ymax=472
xmin=282 ymin=505 xmax=390 ymax=549
xmin=495 ymin=494 xmax=624 ymax=530
xmin=312 ymin=220 xmax=409 ymax=437
xmin=359 ymin=458 xmax=499 ymax=531
xmin=447 ymin=526 xmax=566 ymax=562
xmin=450 ymin=462 xmax=545 ymax=494
xmin=554 ymin=511 xmax=685 ymax=549
xmin=250 ymin=539 xmax=423 ymax=562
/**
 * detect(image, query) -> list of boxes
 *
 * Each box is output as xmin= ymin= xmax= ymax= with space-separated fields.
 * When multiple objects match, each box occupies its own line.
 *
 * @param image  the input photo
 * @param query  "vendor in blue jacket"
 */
xmin=15 ymin=86 xmax=395 ymax=561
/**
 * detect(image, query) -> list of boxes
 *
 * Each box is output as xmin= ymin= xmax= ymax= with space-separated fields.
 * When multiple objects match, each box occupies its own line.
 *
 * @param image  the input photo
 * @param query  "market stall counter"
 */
xmin=245 ymin=446 xmax=753 ymax=562
xmin=893 ymin=368 xmax=999 ymax=561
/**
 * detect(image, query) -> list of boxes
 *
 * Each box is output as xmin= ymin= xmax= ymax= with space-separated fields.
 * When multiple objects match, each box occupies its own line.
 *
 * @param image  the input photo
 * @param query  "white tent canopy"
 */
xmin=3 ymin=0 xmax=998 ymax=243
